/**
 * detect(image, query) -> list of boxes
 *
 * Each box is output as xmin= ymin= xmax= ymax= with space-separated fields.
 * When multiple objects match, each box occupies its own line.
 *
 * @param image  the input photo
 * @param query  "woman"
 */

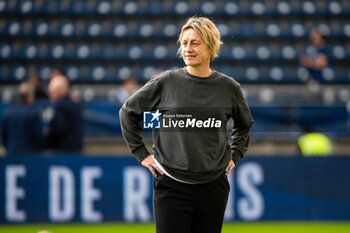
xmin=120 ymin=17 xmax=253 ymax=233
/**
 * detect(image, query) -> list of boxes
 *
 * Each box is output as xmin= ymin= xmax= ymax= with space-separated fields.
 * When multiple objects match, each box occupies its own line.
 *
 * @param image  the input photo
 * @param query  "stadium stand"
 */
xmin=0 ymin=0 xmax=349 ymax=155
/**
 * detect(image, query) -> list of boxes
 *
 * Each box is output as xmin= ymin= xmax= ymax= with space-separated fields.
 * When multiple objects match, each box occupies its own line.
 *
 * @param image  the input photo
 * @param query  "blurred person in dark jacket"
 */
xmin=299 ymin=28 xmax=329 ymax=86
xmin=44 ymin=75 xmax=83 ymax=152
xmin=1 ymin=82 xmax=43 ymax=155
xmin=27 ymin=74 xmax=48 ymax=100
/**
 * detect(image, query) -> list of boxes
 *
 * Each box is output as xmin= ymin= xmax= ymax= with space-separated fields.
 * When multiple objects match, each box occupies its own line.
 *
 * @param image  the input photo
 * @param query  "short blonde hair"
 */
xmin=177 ymin=17 xmax=223 ymax=61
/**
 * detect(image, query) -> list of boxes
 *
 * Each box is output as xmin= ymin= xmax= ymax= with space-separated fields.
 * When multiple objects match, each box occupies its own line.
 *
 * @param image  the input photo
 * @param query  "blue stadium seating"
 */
xmin=0 ymin=42 xmax=12 ymax=59
xmin=36 ymin=65 xmax=52 ymax=81
xmin=84 ymin=22 xmax=104 ymax=38
xmin=0 ymin=0 xmax=8 ymax=14
xmin=31 ymin=21 xmax=51 ymax=37
xmin=8 ymin=65 xmax=28 ymax=83
xmin=19 ymin=43 xmax=40 ymax=60
xmin=0 ymin=0 xmax=349 ymax=86
xmin=40 ymin=1 xmax=62 ymax=15
xmin=14 ymin=0 xmax=36 ymax=15
xmin=57 ymin=21 xmax=78 ymax=38
xmin=161 ymin=22 xmax=181 ymax=38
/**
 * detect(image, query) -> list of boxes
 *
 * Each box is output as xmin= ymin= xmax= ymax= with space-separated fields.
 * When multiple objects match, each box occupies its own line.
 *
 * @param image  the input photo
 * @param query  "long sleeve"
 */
xmin=119 ymin=77 xmax=162 ymax=163
xmin=231 ymin=86 xmax=254 ymax=165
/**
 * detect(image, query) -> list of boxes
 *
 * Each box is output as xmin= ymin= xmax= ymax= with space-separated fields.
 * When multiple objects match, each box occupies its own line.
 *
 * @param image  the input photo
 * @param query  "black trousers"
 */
xmin=153 ymin=173 xmax=230 ymax=233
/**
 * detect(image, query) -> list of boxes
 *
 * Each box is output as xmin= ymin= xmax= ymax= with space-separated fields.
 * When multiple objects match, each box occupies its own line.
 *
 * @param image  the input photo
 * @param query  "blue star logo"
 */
xmin=143 ymin=110 xmax=161 ymax=129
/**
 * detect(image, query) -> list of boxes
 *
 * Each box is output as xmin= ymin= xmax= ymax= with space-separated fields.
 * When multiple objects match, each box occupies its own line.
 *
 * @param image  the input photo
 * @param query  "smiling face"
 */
xmin=181 ymin=28 xmax=211 ymax=70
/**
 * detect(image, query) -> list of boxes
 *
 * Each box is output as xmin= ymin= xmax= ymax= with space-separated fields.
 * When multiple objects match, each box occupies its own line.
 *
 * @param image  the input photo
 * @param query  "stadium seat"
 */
xmin=238 ymin=21 xmax=256 ymax=38
xmin=137 ymin=22 xmax=160 ymax=38
xmin=301 ymin=1 xmax=317 ymax=15
xmin=0 ymin=65 xmax=8 ymax=83
xmin=249 ymin=1 xmax=268 ymax=16
xmin=216 ymin=22 xmax=231 ymax=38
xmin=146 ymin=1 xmax=166 ymax=15
xmin=225 ymin=44 xmax=247 ymax=60
xmin=100 ymin=44 xmax=117 ymax=59
xmin=48 ymin=43 xmax=67 ymax=60
xmin=267 ymin=43 xmax=282 ymax=60
xmin=337 ymin=87 xmax=350 ymax=103
xmin=14 ymin=0 xmax=35 ymax=14
xmin=58 ymin=21 xmax=77 ymax=38
xmin=330 ymin=44 xmax=348 ymax=60
xmin=2 ymin=21 xmax=23 ymax=37
xmin=161 ymin=22 xmax=180 ymax=38
xmin=255 ymin=45 xmax=271 ymax=60
xmin=127 ymin=44 xmax=144 ymax=60
xmin=9 ymin=65 xmax=28 ymax=83
xmin=327 ymin=1 xmax=343 ymax=15
xmin=275 ymin=1 xmax=292 ymax=15
xmin=121 ymin=1 xmax=140 ymax=15
xmin=20 ymin=43 xmax=41 ymax=59
xmin=40 ymin=0 xmax=62 ymax=14
xmin=96 ymin=1 xmax=113 ymax=15
xmin=113 ymin=65 xmax=145 ymax=83
xmin=172 ymin=1 xmax=192 ymax=15
xmin=342 ymin=22 xmax=350 ymax=38
xmin=90 ymin=66 xmax=116 ymax=84
xmin=152 ymin=44 xmax=169 ymax=60
xmin=0 ymin=0 xmax=8 ymax=14
xmin=330 ymin=66 xmax=349 ymax=84
xmin=82 ymin=88 xmax=96 ymax=102
xmin=322 ymin=66 xmax=337 ymax=83
xmin=244 ymin=66 xmax=260 ymax=83
xmin=280 ymin=44 xmax=297 ymax=60
xmin=223 ymin=1 xmax=240 ymax=15
xmin=289 ymin=22 xmax=307 ymax=37
xmin=36 ymin=65 xmax=53 ymax=81
xmin=85 ymin=22 xmax=103 ymax=38
xmin=0 ymin=43 xmax=13 ymax=59
xmin=32 ymin=21 xmax=51 ymax=37
xmin=140 ymin=65 xmax=158 ymax=81
xmin=217 ymin=65 xmax=235 ymax=78
xmin=265 ymin=23 xmax=282 ymax=37
xmin=198 ymin=1 xmax=218 ymax=15
xmin=68 ymin=0 xmax=89 ymax=15
xmin=110 ymin=22 xmax=130 ymax=38
xmin=269 ymin=66 xmax=285 ymax=83
xmin=73 ymin=43 xmax=100 ymax=60
xmin=90 ymin=65 xmax=108 ymax=83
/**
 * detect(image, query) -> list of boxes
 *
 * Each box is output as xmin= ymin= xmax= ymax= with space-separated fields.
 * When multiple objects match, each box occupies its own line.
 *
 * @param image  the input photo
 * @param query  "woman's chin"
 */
xmin=184 ymin=60 xmax=198 ymax=66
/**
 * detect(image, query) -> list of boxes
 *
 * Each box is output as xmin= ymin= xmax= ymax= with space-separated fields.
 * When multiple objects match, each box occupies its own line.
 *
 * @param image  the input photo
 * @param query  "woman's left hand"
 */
xmin=225 ymin=160 xmax=235 ymax=175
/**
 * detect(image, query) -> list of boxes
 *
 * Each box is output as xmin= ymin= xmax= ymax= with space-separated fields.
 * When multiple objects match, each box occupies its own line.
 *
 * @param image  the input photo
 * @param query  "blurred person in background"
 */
xmin=299 ymin=27 xmax=329 ymax=88
xmin=1 ymin=82 xmax=43 ymax=155
xmin=298 ymin=128 xmax=332 ymax=156
xmin=120 ymin=17 xmax=253 ymax=233
xmin=44 ymin=75 xmax=83 ymax=152
xmin=116 ymin=76 xmax=139 ymax=105
xmin=50 ymin=68 xmax=65 ymax=80
xmin=70 ymin=88 xmax=83 ymax=103
xmin=27 ymin=74 xmax=48 ymax=100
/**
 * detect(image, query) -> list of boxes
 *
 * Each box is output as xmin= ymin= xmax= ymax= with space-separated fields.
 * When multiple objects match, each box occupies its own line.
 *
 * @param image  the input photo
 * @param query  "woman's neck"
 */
xmin=185 ymin=66 xmax=213 ymax=78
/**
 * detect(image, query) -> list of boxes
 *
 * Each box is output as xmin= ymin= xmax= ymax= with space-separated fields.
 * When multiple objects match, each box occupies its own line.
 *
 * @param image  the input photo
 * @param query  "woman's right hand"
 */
xmin=141 ymin=155 xmax=164 ymax=177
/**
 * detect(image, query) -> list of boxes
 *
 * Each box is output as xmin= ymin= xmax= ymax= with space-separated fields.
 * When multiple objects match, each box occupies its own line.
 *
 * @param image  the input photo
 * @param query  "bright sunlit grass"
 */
xmin=1 ymin=222 xmax=350 ymax=233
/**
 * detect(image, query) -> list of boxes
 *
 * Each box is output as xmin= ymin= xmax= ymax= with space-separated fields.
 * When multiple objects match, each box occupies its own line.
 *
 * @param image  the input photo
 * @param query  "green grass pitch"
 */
xmin=1 ymin=222 xmax=350 ymax=233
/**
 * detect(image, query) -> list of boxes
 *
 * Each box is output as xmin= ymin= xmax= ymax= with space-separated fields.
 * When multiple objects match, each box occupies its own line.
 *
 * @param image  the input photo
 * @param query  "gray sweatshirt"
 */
xmin=119 ymin=68 xmax=254 ymax=184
